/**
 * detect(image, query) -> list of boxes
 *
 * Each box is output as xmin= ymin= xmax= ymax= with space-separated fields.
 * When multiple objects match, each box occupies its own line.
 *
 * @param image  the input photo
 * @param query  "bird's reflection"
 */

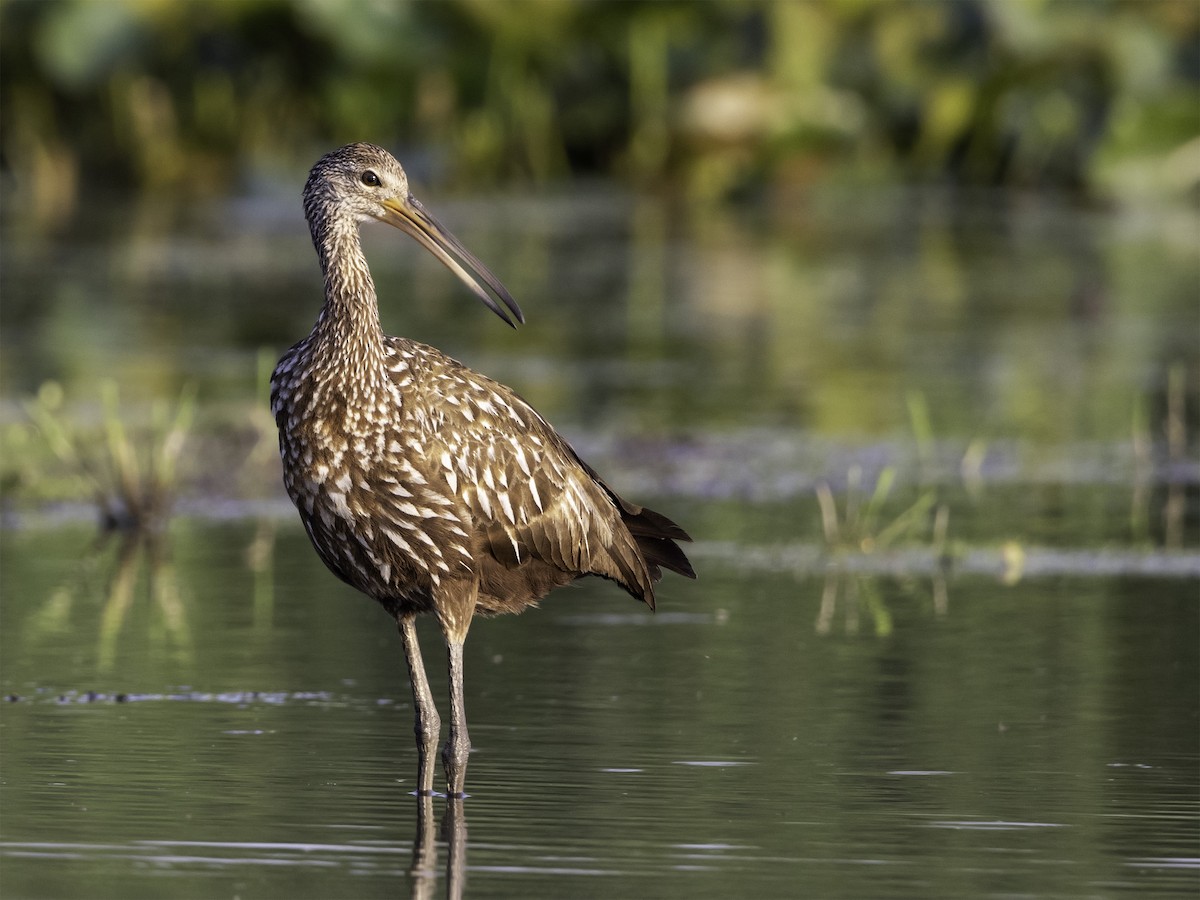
xmin=408 ymin=795 xmax=466 ymax=900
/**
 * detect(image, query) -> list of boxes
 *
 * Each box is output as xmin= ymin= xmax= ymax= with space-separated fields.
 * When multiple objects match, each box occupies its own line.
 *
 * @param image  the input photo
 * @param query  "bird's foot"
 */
xmin=441 ymin=731 xmax=471 ymax=796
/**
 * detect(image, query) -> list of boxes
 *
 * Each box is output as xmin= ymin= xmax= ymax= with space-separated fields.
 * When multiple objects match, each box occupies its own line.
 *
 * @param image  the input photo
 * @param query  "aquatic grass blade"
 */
xmin=860 ymin=466 xmax=897 ymax=537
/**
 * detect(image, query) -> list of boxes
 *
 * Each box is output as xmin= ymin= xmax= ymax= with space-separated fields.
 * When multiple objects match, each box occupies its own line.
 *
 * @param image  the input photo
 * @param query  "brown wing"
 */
xmin=394 ymin=341 xmax=693 ymax=608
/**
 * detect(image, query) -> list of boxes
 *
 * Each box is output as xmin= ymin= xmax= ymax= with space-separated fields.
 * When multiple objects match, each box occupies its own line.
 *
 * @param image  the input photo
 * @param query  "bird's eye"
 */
xmin=361 ymin=170 xmax=381 ymax=187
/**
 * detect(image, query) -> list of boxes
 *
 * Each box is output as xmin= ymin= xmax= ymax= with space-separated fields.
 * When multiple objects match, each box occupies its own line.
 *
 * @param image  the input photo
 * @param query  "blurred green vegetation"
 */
xmin=1 ymin=0 xmax=1197 ymax=216
xmin=19 ymin=378 xmax=196 ymax=530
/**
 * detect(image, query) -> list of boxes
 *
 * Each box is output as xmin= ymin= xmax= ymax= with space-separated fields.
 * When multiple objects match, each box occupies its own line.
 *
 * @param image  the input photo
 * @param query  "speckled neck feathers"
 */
xmin=304 ymin=191 xmax=387 ymax=384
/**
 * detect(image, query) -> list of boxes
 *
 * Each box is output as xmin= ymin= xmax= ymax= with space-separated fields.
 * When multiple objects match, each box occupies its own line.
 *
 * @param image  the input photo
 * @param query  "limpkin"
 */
xmin=271 ymin=143 xmax=694 ymax=797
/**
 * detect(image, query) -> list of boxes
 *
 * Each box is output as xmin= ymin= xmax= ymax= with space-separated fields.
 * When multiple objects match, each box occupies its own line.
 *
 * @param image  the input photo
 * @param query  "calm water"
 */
xmin=1 ymin=521 xmax=1196 ymax=898
xmin=1 ymin=182 xmax=1198 ymax=898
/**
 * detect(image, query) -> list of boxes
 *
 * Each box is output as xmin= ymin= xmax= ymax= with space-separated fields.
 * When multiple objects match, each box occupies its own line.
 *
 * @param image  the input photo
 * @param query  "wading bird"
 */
xmin=271 ymin=144 xmax=694 ymax=796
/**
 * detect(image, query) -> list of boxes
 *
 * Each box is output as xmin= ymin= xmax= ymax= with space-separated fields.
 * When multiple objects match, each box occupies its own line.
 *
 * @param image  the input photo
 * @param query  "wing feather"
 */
xmin=392 ymin=339 xmax=693 ymax=605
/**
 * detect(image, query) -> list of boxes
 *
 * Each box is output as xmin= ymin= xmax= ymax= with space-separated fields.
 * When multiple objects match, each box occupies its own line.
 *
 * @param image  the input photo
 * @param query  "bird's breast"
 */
xmin=275 ymin=363 xmax=475 ymax=601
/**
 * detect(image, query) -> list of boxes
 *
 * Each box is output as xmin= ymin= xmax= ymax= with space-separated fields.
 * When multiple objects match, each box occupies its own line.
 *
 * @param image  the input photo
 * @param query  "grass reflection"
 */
xmin=22 ymin=529 xmax=193 ymax=676
xmin=816 ymin=571 xmax=892 ymax=638
xmin=815 ymin=568 xmax=949 ymax=639
xmin=244 ymin=518 xmax=277 ymax=630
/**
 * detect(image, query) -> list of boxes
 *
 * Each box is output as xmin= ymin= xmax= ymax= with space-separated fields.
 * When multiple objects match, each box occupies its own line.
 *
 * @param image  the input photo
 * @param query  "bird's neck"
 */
xmin=311 ymin=221 xmax=387 ymax=375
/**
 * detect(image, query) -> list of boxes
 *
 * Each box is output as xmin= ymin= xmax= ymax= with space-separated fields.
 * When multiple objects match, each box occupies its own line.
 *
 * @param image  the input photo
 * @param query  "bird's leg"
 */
xmin=434 ymin=584 xmax=476 ymax=797
xmin=398 ymin=614 xmax=440 ymax=795
xmin=443 ymin=638 xmax=471 ymax=797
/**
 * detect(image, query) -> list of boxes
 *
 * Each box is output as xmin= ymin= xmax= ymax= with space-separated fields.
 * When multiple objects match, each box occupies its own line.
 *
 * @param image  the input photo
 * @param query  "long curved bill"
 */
xmin=377 ymin=195 xmax=525 ymax=328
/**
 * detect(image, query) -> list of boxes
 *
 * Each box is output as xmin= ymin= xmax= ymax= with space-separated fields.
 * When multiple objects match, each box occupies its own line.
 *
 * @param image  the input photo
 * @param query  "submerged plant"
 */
xmin=1131 ymin=360 xmax=1193 ymax=548
xmin=812 ymin=463 xmax=951 ymax=638
xmin=24 ymin=379 xmax=197 ymax=531
xmin=814 ymin=464 xmax=947 ymax=556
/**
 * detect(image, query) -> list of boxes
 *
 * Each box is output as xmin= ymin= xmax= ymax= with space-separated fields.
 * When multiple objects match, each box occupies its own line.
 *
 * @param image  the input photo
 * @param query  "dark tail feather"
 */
xmin=637 ymin=535 xmax=696 ymax=581
xmin=573 ymin=453 xmax=696 ymax=592
xmin=624 ymin=504 xmax=692 ymax=543
xmin=622 ymin=503 xmax=696 ymax=581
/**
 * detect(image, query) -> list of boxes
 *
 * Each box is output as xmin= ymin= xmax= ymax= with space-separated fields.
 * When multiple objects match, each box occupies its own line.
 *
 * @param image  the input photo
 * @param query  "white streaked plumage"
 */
xmin=269 ymin=143 xmax=693 ymax=798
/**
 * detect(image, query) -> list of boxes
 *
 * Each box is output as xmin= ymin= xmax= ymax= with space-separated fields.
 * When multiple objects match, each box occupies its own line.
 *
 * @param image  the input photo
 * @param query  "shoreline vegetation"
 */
xmin=1 ymin=2 xmax=1196 ymax=560
xmin=5 ymin=377 xmax=1196 ymax=572
xmin=2 ymin=0 xmax=1197 ymax=224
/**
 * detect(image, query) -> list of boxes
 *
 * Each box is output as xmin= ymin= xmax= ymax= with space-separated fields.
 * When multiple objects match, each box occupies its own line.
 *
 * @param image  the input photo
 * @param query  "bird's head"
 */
xmin=303 ymin=142 xmax=524 ymax=328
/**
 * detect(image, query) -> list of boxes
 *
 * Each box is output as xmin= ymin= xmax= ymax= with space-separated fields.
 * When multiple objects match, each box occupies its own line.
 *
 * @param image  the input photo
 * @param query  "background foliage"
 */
xmin=2 ymin=0 xmax=1198 ymax=215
